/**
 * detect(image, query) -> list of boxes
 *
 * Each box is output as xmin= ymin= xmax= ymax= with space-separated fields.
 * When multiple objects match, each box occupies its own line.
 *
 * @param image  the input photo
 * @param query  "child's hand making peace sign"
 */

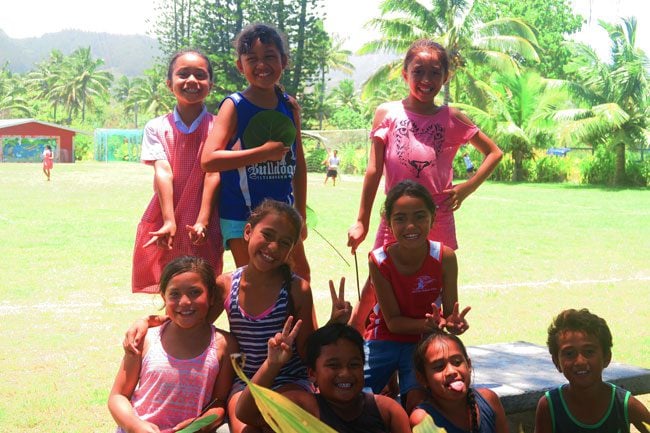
xmin=267 ymin=316 xmax=302 ymax=368
xmin=328 ymin=277 xmax=352 ymax=325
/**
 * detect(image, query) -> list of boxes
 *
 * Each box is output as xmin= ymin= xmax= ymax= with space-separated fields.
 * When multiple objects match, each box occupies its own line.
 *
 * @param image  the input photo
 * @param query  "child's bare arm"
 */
xmin=375 ymin=394 xmax=411 ymax=433
xmin=443 ymin=108 xmax=503 ymax=211
xmin=534 ymin=394 xmax=553 ymax=433
xmin=291 ymin=277 xmax=317 ymax=359
xmin=478 ymin=388 xmax=509 ymax=433
xmin=629 ymin=394 xmax=650 ymax=433
xmin=144 ymin=160 xmax=175 ymax=250
xmin=371 ymin=261 xmax=442 ymax=335
xmin=187 ymin=171 xmax=219 ymax=244
xmin=201 ymin=99 xmax=288 ymax=172
xmin=122 ymin=315 xmax=168 ymax=356
xmin=348 ymin=103 xmax=390 ymax=252
xmin=108 ymin=351 xmax=154 ymax=432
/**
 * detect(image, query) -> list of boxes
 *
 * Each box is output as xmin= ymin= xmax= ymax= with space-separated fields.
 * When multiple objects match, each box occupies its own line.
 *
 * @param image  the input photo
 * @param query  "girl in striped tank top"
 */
xmin=217 ymin=199 xmax=318 ymax=433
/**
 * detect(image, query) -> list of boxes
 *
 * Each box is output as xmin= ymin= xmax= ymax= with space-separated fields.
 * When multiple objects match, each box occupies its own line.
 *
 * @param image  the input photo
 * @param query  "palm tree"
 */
xmin=556 ymin=17 xmax=649 ymax=186
xmin=59 ymin=47 xmax=113 ymax=123
xmin=113 ymin=76 xmax=141 ymax=128
xmin=315 ymin=34 xmax=355 ymax=128
xmin=26 ymin=50 xmax=66 ymax=122
xmin=130 ymin=68 xmax=175 ymax=118
xmin=456 ymin=70 xmax=569 ymax=181
xmin=0 ymin=67 xmax=31 ymax=117
xmin=359 ymin=0 xmax=540 ymax=103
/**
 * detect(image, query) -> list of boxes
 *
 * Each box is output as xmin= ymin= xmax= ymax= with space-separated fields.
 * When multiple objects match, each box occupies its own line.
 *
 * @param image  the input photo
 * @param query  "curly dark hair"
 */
xmin=305 ymin=323 xmax=364 ymax=369
xmin=546 ymin=308 xmax=613 ymax=360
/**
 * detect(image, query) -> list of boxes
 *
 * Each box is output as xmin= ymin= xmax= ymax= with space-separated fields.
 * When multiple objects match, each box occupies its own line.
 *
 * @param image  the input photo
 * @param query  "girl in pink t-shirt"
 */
xmin=109 ymin=256 xmax=237 ymax=433
xmin=348 ymin=39 xmax=502 ymax=332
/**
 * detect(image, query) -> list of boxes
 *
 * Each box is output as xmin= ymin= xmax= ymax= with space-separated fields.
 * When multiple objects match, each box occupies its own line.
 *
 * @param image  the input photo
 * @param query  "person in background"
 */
xmin=42 ymin=144 xmax=53 ymax=181
xmin=323 ymin=149 xmax=340 ymax=186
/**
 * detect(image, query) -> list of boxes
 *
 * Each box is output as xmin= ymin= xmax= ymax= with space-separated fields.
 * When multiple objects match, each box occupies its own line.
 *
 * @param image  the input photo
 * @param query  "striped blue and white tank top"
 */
xmin=226 ymin=266 xmax=308 ymax=388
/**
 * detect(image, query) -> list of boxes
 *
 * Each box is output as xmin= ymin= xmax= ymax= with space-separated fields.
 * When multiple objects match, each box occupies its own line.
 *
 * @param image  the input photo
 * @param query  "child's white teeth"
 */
xmin=336 ymin=383 xmax=352 ymax=389
xmin=261 ymin=253 xmax=274 ymax=262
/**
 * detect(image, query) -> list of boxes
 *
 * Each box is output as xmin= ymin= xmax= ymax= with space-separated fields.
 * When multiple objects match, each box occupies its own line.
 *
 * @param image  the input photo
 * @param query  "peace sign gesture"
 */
xmin=424 ymin=303 xmax=446 ymax=333
xmin=444 ymin=302 xmax=471 ymax=335
xmin=267 ymin=316 xmax=302 ymax=367
xmin=329 ymin=277 xmax=352 ymax=325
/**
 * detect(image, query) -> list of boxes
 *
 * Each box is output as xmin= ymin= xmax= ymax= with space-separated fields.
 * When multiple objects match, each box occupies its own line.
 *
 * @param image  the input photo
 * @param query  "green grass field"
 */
xmin=0 ymin=162 xmax=648 ymax=432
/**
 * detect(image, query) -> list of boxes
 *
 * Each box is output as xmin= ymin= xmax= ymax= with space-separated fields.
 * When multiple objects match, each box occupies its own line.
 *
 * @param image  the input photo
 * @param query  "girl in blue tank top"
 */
xmin=410 ymin=331 xmax=509 ymax=433
xmin=201 ymin=23 xmax=310 ymax=281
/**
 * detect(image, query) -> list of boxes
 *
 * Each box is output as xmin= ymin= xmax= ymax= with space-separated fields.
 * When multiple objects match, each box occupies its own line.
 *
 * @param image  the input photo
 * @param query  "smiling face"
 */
xmin=388 ymin=194 xmax=434 ymax=248
xmin=309 ymin=338 xmax=365 ymax=406
xmin=162 ymin=271 xmax=211 ymax=329
xmin=553 ymin=330 xmax=610 ymax=389
xmin=166 ymin=52 xmax=212 ymax=108
xmin=417 ymin=338 xmax=471 ymax=402
xmin=244 ymin=212 xmax=297 ymax=272
xmin=403 ymin=49 xmax=449 ymax=104
xmin=237 ymin=38 xmax=287 ymax=90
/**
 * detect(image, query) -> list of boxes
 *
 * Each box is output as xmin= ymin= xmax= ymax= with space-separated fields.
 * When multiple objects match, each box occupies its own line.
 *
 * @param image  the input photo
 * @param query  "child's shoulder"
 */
xmin=212 ymin=326 xmax=239 ymax=351
xmin=448 ymin=106 xmax=476 ymax=127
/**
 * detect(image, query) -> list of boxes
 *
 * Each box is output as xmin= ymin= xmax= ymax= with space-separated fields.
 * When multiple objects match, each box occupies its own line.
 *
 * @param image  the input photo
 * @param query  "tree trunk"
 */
xmin=513 ymin=149 xmax=524 ymax=182
xmin=614 ymin=141 xmax=625 ymax=186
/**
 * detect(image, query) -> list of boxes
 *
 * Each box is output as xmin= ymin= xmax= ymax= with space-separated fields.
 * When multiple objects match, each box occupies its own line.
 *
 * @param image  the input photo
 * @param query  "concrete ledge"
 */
xmin=468 ymin=341 xmax=650 ymax=431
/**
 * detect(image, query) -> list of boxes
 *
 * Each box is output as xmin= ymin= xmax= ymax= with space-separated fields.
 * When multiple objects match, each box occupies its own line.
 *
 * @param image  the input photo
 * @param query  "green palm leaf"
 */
xmin=243 ymin=110 xmax=297 ymax=148
xmin=412 ymin=413 xmax=448 ymax=433
xmin=230 ymin=354 xmax=337 ymax=433
xmin=176 ymin=414 xmax=218 ymax=433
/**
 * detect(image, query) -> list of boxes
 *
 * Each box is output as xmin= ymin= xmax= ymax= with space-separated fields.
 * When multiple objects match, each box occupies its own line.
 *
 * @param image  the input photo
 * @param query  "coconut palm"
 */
xmin=58 ymin=47 xmax=114 ymax=123
xmin=0 ymin=66 xmax=31 ymax=117
xmin=556 ymin=17 xmax=649 ymax=186
xmin=25 ymin=50 xmax=66 ymax=121
xmin=315 ymin=34 xmax=355 ymax=128
xmin=455 ymin=69 xmax=569 ymax=181
xmin=129 ymin=68 xmax=175 ymax=118
xmin=359 ymin=0 xmax=540 ymax=103
xmin=113 ymin=75 xmax=141 ymax=128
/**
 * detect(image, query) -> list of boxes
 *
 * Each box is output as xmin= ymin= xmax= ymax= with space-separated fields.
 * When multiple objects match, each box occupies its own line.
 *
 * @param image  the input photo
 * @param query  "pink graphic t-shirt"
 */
xmin=371 ymin=103 xmax=478 ymax=249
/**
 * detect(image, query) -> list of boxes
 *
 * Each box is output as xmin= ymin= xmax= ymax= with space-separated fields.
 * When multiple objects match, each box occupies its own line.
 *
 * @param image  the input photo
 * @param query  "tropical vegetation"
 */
xmin=0 ymin=0 xmax=647 ymax=186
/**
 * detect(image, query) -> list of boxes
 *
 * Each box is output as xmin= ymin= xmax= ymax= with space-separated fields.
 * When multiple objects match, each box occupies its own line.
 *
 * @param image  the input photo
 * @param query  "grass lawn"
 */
xmin=0 ymin=162 xmax=648 ymax=432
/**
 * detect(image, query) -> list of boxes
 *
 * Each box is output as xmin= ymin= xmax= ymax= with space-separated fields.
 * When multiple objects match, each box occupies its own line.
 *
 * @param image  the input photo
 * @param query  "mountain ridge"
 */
xmin=0 ymin=29 xmax=161 ymax=77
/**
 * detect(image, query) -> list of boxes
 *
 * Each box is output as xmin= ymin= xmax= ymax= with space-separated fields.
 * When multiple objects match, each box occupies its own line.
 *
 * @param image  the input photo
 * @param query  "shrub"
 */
xmin=338 ymin=142 xmax=368 ymax=174
xmin=305 ymin=147 xmax=327 ymax=173
xmin=580 ymin=146 xmax=615 ymax=185
xmin=625 ymin=157 xmax=650 ymax=187
xmin=534 ymin=155 xmax=570 ymax=183
xmin=74 ymin=135 xmax=94 ymax=161
xmin=490 ymin=153 xmax=514 ymax=181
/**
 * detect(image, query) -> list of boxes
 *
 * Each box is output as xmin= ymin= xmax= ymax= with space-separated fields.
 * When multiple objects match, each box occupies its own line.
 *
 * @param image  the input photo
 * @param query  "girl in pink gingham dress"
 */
xmin=132 ymin=49 xmax=223 ymax=293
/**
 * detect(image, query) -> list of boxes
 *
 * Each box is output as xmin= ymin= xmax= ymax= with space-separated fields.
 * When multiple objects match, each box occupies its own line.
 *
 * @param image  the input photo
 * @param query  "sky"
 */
xmin=0 ymin=0 xmax=648 ymax=57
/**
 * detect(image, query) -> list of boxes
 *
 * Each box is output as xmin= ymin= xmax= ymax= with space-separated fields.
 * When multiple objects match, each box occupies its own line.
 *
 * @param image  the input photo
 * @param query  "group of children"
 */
xmin=107 ymin=21 xmax=649 ymax=433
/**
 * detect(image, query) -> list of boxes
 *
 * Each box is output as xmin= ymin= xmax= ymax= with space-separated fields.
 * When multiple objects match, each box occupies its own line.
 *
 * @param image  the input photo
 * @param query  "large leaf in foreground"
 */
xmin=243 ymin=110 xmax=296 ymax=148
xmin=412 ymin=413 xmax=448 ymax=433
xmin=176 ymin=414 xmax=218 ymax=433
xmin=230 ymin=354 xmax=337 ymax=433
